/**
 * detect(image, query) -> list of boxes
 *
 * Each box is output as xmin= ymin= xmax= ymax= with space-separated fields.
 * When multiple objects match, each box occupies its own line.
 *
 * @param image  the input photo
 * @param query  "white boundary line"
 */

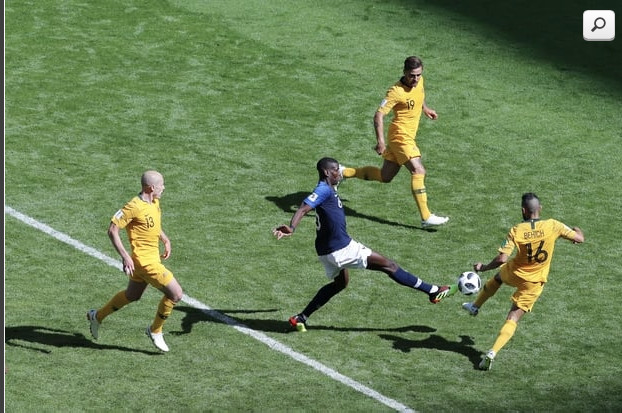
xmin=5 ymin=205 xmax=415 ymax=413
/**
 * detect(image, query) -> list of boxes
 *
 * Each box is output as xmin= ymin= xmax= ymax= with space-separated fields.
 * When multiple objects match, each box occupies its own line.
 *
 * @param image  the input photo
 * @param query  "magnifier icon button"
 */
xmin=591 ymin=17 xmax=606 ymax=32
xmin=584 ymin=10 xmax=614 ymax=41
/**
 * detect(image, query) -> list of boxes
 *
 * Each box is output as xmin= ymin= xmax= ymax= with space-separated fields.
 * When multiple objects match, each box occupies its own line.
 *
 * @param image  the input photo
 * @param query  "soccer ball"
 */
xmin=457 ymin=271 xmax=481 ymax=295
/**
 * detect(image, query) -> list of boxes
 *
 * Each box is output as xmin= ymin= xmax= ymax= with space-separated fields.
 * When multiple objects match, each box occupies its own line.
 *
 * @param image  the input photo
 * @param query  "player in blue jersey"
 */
xmin=273 ymin=157 xmax=456 ymax=331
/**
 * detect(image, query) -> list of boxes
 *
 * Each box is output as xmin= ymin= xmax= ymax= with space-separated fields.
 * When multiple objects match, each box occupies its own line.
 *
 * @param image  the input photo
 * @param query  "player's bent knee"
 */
xmin=169 ymin=289 xmax=183 ymax=303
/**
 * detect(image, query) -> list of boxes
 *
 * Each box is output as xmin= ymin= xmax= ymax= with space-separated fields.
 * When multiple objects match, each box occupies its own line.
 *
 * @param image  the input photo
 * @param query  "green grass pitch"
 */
xmin=5 ymin=0 xmax=622 ymax=411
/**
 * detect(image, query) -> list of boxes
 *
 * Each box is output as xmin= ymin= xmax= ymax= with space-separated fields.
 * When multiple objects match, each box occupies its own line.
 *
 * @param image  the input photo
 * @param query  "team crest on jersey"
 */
xmin=113 ymin=210 xmax=124 ymax=220
xmin=308 ymin=192 xmax=318 ymax=202
xmin=379 ymin=99 xmax=387 ymax=107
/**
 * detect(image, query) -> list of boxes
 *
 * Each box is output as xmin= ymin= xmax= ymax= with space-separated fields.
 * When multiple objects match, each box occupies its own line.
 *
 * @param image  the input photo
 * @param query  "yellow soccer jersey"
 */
xmin=112 ymin=196 xmax=162 ymax=265
xmin=377 ymin=77 xmax=425 ymax=144
xmin=499 ymin=218 xmax=577 ymax=283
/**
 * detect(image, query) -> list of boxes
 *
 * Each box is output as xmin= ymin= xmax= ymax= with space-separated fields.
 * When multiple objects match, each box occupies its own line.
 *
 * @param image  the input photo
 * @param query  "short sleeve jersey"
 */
xmin=499 ymin=218 xmax=577 ymax=283
xmin=377 ymin=77 xmax=425 ymax=144
xmin=303 ymin=181 xmax=352 ymax=256
xmin=111 ymin=196 xmax=162 ymax=266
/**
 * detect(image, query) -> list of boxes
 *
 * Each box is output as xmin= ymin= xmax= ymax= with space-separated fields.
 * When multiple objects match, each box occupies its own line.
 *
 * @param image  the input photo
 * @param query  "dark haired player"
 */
xmin=273 ymin=157 xmax=456 ymax=332
xmin=340 ymin=56 xmax=448 ymax=227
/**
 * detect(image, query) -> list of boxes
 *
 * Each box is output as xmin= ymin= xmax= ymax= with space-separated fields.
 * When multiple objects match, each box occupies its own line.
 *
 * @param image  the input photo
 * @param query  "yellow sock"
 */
xmin=474 ymin=276 xmax=502 ymax=308
xmin=347 ymin=166 xmax=382 ymax=181
xmin=97 ymin=290 xmax=131 ymax=322
xmin=411 ymin=174 xmax=430 ymax=220
xmin=342 ymin=167 xmax=356 ymax=179
xmin=491 ymin=320 xmax=518 ymax=354
xmin=150 ymin=297 xmax=176 ymax=334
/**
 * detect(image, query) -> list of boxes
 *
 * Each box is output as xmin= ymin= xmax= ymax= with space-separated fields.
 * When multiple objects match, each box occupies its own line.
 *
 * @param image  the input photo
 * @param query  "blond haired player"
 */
xmin=464 ymin=193 xmax=584 ymax=370
xmin=341 ymin=56 xmax=448 ymax=227
xmin=87 ymin=170 xmax=183 ymax=352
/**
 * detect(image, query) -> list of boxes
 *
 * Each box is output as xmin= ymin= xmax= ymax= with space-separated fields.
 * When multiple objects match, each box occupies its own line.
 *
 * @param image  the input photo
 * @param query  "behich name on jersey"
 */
xmin=523 ymin=230 xmax=545 ymax=239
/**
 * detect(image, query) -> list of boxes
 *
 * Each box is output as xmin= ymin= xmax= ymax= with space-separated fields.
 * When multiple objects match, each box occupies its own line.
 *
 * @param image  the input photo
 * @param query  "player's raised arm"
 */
xmin=273 ymin=203 xmax=313 ymax=240
xmin=473 ymin=253 xmax=508 ymax=273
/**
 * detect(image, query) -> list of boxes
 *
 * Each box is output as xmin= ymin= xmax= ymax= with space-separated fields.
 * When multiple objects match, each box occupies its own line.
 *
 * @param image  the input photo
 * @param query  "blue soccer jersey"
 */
xmin=303 ymin=182 xmax=352 ymax=256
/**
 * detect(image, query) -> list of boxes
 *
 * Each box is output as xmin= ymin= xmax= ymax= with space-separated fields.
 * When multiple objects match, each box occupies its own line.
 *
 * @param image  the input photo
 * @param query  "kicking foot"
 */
xmin=429 ymin=284 xmax=458 ymax=303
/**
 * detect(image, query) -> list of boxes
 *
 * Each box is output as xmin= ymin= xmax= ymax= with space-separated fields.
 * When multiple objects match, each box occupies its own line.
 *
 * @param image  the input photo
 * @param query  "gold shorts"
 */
xmin=382 ymin=141 xmax=421 ymax=165
xmin=499 ymin=266 xmax=544 ymax=312
xmin=131 ymin=261 xmax=174 ymax=289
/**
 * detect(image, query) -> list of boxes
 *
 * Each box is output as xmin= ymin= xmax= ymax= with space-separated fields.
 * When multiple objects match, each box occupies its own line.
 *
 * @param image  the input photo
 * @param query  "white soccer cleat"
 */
xmin=87 ymin=309 xmax=100 ymax=340
xmin=479 ymin=350 xmax=496 ymax=371
xmin=421 ymin=214 xmax=449 ymax=227
xmin=462 ymin=302 xmax=480 ymax=316
xmin=146 ymin=327 xmax=169 ymax=352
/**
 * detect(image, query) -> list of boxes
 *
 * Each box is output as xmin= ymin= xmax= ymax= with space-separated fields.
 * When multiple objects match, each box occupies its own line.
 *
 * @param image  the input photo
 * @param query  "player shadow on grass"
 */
xmin=379 ymin=333 xmax=482 ymax=367
xmin=170 ymin=306 xmax=283 ymax=335
xmin=266 ymin=192 xmax=436 ymax=231
xmin=287 ymin=324 xmax=438 ymax=334
xmin=172 ymin=306 xmax=437 ymax=335
xmin=5 ymin=325 xmax=160 ymax=355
